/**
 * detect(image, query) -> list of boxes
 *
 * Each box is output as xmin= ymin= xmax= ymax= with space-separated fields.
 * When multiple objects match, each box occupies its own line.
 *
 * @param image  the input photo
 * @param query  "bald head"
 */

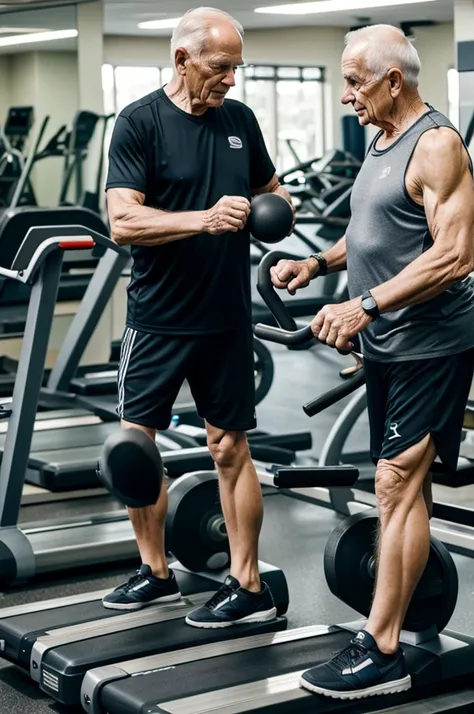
xmin=343 ymin=24 xmax=421 ymax=89
xmin=170 ymin=7 xmax=243 ymax=64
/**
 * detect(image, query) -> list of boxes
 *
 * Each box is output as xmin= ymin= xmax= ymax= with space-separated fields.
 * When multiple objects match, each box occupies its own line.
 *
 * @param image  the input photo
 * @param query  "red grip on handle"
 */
xmin=58 ymin=239 xmax=95 ymax=250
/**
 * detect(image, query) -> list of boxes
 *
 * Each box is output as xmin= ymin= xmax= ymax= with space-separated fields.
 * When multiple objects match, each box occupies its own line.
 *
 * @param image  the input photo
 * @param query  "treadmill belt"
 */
xmin=94 ymin=627 xmax=445 ymax=714
xmin=41 ymin=613 xmax=287 ymax=706
xmin=23 ymin=435 xmax=205 ymax=491
xmin=98 ymin=630 xmax=361 ymax=713
xmin=22 ymin=422 xmax=117 ymax=452
xmin=0 ymin=571 xmax=220 ymax=667
xmin=2 ymin=595 xmax=124 ymax=666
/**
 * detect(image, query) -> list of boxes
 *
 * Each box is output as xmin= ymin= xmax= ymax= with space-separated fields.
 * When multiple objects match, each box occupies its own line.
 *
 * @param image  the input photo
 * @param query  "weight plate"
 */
xmin=253 ymin=337 xmax=274 ymax=406
xmin=166 ymin=471 xmax=230 ymax=573
xmin=324 ymin=510 xmax=458 ymax=633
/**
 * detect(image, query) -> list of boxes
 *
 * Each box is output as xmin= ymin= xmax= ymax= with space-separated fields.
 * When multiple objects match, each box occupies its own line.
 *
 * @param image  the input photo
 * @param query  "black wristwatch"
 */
xmin=309 ymin=253 xmax=328 ymax=276
xmin=361 ymin=290 xmax=380 ymax=319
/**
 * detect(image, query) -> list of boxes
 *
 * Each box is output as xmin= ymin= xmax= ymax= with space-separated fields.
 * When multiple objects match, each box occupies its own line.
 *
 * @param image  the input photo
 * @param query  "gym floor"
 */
xmin=1 ymin=339 xmax=474 ymax=713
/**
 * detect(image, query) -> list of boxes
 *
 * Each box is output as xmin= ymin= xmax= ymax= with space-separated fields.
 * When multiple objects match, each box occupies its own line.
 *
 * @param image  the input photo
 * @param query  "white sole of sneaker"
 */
xmin=102 ymin=592 xmax=182 ymax=610
xmin=185 ymin=607 xmax=277 ymax=629
xmin=299 ymin=674 xmax=412 ymax=699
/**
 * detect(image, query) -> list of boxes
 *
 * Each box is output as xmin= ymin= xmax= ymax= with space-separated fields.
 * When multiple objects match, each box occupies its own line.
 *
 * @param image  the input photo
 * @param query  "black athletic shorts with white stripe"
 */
xmin=116 ymin=327 xmax=257 ymax=431
xmin=365 ymin=348 xmax=474 ymax=472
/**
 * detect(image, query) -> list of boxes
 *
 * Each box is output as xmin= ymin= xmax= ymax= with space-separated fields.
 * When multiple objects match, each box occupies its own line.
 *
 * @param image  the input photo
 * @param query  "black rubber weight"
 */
xmin=99 ymin=429 xmax=163 ymax=507
xmin=324 ymin=510 xmax=459 ymax=634
xmin=253 ymin=336 xmax=274 ymax=405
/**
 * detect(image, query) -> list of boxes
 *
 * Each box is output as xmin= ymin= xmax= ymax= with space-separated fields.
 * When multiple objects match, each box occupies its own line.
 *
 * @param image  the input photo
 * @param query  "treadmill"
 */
xmin=0 ymin=214 xmax=142 ymax=585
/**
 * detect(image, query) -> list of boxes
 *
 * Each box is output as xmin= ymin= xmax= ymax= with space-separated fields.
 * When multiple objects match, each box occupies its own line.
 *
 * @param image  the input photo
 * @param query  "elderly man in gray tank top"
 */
xmin=272 ymin=24 xmax=474 ymax=700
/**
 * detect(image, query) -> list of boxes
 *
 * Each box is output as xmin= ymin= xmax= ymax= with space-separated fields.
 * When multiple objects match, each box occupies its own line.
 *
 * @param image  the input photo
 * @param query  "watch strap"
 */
xmin=361 ymin=290 xmax=380 ymax=319
xmin=309 ymin=253 xmax=328 ymax=276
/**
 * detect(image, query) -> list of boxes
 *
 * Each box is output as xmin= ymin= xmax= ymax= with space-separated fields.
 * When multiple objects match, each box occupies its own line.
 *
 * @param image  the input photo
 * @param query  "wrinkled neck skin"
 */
xmin=165 ymin=74 xmax=209 ymax=116
xmin=376 ymin=93 xmax=427 ymax=142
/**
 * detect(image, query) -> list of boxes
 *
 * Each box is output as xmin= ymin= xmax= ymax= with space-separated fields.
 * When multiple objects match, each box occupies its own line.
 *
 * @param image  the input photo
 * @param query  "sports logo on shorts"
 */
xmin=228 ymin=136 xmax=243 ymax=149
xmin=388 ymin=422 xmax=401 ymax=440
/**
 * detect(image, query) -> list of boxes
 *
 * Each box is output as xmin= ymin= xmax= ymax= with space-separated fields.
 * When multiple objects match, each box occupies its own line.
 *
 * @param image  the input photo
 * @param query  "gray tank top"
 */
xmin=346 ymin=107 xmax=474 ymax=362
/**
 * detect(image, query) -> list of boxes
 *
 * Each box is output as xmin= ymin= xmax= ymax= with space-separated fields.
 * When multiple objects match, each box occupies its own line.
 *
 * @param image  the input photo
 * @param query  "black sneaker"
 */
xmin=300 ymin=630 xmax=411 ymax=700
xmin=185 ymin=575 xmax=277 ymax=628
xmin=102 ymin=565 xmax=181 ymax=610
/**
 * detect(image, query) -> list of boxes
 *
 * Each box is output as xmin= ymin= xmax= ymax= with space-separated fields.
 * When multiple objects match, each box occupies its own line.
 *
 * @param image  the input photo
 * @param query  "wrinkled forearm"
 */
xmin=110 ymin=204 xmax=205 ymax=246
xmin=316 ymin=236 xmax=347 ymax=275
xmin=371 ymin=242 xmax=473 ymax=313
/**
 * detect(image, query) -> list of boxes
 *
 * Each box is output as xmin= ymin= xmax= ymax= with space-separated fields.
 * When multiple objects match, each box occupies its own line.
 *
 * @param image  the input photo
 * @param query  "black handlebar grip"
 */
xmin=254 ymin=323 xmax=313 ymax=346
xmin=256 ymin=250 xmax=299 ymax=331
xmin=303 ymin=368 xmax=366 ymax=416
xmin=274 ymin=466 xmax=359 ymax=489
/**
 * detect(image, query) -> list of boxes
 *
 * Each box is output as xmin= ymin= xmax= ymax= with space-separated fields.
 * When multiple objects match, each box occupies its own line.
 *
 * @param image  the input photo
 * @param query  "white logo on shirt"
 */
xmin=379 ymin=166 xmax=391 ymax=179
xmin=228 ymin=136 xmax=243 ymax=149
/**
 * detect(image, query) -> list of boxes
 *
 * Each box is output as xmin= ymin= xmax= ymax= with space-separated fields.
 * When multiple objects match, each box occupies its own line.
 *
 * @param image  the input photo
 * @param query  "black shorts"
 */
xmin=116 ymin=327 xmax=257 ymax=432
xmin=365 ymin=349 xmax=474 ymax=472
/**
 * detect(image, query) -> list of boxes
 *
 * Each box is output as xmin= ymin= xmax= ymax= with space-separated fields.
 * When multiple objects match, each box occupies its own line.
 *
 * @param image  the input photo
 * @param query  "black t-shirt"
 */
xmin=106 ymin=88 xmax=275 ymax=334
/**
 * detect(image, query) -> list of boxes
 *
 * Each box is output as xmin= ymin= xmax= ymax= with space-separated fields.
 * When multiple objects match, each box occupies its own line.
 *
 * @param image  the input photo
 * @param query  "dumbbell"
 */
xmin=97 ymin=428 xmax=163 ymax=508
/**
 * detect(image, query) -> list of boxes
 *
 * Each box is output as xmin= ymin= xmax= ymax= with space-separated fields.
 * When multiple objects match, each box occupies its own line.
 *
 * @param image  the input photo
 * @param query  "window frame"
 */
xmin=103 ymin=62 xmax=327 ymax=169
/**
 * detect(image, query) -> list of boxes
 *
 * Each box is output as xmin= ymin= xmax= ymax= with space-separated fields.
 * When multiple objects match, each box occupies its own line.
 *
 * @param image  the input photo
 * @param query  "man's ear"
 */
xmin=388 ymin=68 xmax=403 ymax=97
xmin=175 ymin=48 xmax=189 ymax=75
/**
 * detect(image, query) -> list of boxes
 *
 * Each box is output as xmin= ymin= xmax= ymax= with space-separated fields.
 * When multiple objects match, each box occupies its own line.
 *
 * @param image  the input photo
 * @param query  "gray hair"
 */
xmin=344 ymin=24 xmax=421 ymax=89
xmin=170 ymin=7 xmax=244 ymax=64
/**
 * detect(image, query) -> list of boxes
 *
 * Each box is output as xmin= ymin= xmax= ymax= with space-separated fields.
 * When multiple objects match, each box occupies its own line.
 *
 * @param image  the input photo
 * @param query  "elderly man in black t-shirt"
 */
xmin=102 ymin=6 xmax=294 ymax=627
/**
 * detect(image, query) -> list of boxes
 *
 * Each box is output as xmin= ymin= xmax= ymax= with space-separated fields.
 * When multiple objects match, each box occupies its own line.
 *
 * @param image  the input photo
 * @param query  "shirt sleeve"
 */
xmin=105 ymin=115 xmax=147 ymax=193
xmin=246 ymin=107 xmax=276 ymax=191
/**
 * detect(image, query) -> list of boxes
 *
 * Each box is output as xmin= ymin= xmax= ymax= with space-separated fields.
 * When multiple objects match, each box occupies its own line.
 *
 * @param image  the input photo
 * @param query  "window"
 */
xmin=103 ymin=63 xmax=326 ymax=171
xmin=243 ymin=64 xmax=326 ymax=173
xmin=102 ymin=64 xmax=115 ymax=116
xmin=102 ymin=66 xmax=173 ymax=115
xmin=276 ymin=79 xmax=325 ymax=172
xmin=244 ymin=78 xmax=277 ymax=158
xmin=114 ymin=67 xmax=160 ymax=113
xmin=447 ymin=68 xmax=459 ymax=128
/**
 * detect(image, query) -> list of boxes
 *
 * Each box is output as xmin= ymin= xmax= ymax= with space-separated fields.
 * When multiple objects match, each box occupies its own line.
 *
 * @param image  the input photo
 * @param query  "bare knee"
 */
xmin=375 ymin=436 xmax=436 ymax=515
xmin=207 ymin=429 xmax=249 ymax=472
xmin=375 ymin=461 xmax=408 ymax=515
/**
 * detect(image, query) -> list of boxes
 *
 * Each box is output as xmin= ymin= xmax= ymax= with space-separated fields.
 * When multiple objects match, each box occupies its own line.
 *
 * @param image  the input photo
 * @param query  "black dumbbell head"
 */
xmin=97 ymin=427 xmax=163 ymax=508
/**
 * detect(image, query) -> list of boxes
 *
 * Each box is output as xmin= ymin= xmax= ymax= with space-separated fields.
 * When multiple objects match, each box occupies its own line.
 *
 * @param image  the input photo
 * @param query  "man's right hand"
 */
xmin=270 ymin=257 xmax=319 ymax=295
xmin=203 ymin=195 xmax=251 ymax=235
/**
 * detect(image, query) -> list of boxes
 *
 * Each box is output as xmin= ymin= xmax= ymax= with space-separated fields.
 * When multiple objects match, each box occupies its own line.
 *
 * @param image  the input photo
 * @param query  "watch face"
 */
xmin=363 ymin=297 xmax=377 ymax=311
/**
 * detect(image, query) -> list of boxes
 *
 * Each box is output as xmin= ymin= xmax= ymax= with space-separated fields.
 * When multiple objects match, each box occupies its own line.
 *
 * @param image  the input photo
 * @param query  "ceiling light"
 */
xmin=255 ymin=0 xmax=436 ymax=14
xmin=0 ymin=29 xmax=77 ymax=47
xmin=0 ymin=27 xmax=49 ymax=34
xmin=138 ymin=17 xmax=182 ymax=29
